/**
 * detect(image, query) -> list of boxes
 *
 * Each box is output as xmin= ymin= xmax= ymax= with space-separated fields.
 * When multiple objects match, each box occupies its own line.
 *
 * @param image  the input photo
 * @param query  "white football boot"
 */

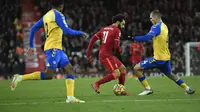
xmin=10 ymin=74 xmax=21 ymax=91
xmin=138 ymin=89 xmax=153 ymax=96
xmin=66 ymin=97 xmax=85 ymax=103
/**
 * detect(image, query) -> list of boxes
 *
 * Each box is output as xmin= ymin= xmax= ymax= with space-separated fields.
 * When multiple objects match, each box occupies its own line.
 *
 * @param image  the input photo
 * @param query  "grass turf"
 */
xmin=0 ymin=76 xmax=200 ymax=112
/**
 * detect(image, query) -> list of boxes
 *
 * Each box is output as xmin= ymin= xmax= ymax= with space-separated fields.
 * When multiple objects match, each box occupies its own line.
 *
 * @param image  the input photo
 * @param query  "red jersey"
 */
xmin=130 ymin=42 xmax=144 ymax=56
xmin=129 ymin=42 xmax=144 ymax=64
xmin=87 ymin=25 xmax=121 ymax=59
xmin=86 ymin=25 xmax=123 ymax=72
xmin=94 ymin=25 xmax=121 ymax=58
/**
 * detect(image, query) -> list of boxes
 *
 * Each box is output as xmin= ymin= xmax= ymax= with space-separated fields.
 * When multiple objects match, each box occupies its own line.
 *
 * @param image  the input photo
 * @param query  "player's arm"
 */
xmin=114 ymin=30 xmax=122 ymax=53
xmin=27 ymin=18 xmax=44 ymax=56
xmin=54 ymin=11 xmax=83 ymax=36
xmin=86 ymin=33 xmax=100 ymax=58
xmin=29 ymin=18 xmax=44 ymax=48
xmin=132 ymin=24 xmax=161 ymax=42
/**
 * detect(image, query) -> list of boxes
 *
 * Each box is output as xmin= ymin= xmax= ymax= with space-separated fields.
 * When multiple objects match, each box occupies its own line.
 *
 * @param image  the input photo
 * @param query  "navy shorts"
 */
xmin=45 ymin=49 xmax=70 ymax=70
xmin=140 ymin=57 xmax=172 ymax=74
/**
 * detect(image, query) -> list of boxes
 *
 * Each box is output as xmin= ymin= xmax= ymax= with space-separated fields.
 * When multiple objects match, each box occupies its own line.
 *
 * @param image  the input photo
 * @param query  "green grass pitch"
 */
xmin=0 ymin=76 xmax=200 ymax=112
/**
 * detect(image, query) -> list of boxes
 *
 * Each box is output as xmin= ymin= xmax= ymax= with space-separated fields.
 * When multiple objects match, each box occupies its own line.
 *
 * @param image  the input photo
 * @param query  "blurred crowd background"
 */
xmin=0 ymin=0 xmax=200 ymax=79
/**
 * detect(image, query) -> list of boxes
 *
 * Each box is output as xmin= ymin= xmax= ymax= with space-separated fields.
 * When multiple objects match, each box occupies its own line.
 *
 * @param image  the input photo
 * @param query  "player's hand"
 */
xmin=26 ymin=48 xmax=34 ymax=56
xmin=86 ymin=50 xmax=92 ymax=59
xmin=82 ymin=32 xmax=88 ymax=38
xmin=128 ymin=35 xmax=134 ymax=39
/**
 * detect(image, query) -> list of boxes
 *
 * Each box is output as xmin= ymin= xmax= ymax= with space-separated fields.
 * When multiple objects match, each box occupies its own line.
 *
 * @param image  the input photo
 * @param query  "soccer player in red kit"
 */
xmin=129 ymin=42 xmax=144 ymax=65
xmin=86 ymin=14 xmax=129 ymax=95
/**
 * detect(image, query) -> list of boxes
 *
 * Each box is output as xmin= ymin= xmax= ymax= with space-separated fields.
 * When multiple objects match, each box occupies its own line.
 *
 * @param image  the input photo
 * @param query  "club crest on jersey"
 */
xmin=142 ymin=60 xmax=148 ymax=64
xmin=53 ymin=61 xmax=56 ymax=65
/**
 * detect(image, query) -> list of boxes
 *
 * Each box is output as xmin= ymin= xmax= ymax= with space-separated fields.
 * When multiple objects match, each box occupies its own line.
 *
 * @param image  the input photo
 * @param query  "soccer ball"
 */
xmin=113 ymin=84 xmax=125 ymax=95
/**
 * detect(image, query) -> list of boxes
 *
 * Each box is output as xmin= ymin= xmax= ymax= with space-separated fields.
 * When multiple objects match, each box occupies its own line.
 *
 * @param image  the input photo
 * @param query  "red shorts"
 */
xmin=100 ymin=56 xmax=122 ymax=73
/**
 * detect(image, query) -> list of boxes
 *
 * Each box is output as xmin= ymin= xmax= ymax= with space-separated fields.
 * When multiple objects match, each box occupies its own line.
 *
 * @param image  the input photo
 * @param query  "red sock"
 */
xmin=96 ymin=73 xmax=117 ymax=85
xmin=118 ymin=72 xmax=126 ymax=85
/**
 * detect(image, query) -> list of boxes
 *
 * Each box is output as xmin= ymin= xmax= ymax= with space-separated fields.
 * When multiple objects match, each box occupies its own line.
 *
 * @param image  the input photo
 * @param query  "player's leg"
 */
xmin=91 ymin=57 xmax=120 ymax=94
xmin=117 ymin=62 xmax=131 ymax=96
xmin=114 ymin=57 xmax=127 ymax=85
xmin=59 ymin=51 xmax=85 ymax=103
xmin=133 ymin=57 xmax=157 ymax=95
xmin=134 ymin=64 xmax=153 ymax=95
xmin=10 ymin=49 xmax=58 ymax=91
xmin=92 ymin=69 xmax=120 ymax=94
xmin=160 ymin=61 xmax=195 ymax=94
xmin=118 ymin=64 xmax=126 ymax=85
xmin=20 ymin=49 xmax=59 ymax=80
xmin=10 ymin=70 xmax=55 ymax=91
xmin=131 ymin=57 xmax=143 ymax=78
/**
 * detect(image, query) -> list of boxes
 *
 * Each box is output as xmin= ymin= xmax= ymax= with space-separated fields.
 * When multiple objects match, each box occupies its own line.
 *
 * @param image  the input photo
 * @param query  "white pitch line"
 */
xmin=0 ymin=102 xmax=64 ymax=106
xmin=0 ymin=99 xmax=200 ymax=105
xmin=102 ymin=99 xmax=200 ymax=102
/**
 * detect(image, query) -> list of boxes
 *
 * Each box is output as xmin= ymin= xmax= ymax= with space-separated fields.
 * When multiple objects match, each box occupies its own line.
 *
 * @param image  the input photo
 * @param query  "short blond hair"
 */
xmin=151 ymin=10 xmax=161 ymax=19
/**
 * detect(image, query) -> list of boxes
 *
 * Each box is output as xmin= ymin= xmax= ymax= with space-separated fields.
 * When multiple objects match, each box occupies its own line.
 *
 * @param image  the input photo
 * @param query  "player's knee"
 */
xmin=45 ymin=70 xmax=55 ymax=79
xmin=113 ymin=69 xmax=120 ymax=78
xmin=64 ymin=64 xmax=74 ymax=74
xmin=165 ymin=72 xmax=179 ymax=82
xmin=133 ymin=64 xmax=140 ymax=71
xmin=119 ymin=65 xmax=126 ymax=73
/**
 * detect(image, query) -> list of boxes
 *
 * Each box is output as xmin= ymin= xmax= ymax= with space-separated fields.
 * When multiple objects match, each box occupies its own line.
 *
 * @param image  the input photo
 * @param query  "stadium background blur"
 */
xmin=0 ymin=0 xmax=200 ymax=79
